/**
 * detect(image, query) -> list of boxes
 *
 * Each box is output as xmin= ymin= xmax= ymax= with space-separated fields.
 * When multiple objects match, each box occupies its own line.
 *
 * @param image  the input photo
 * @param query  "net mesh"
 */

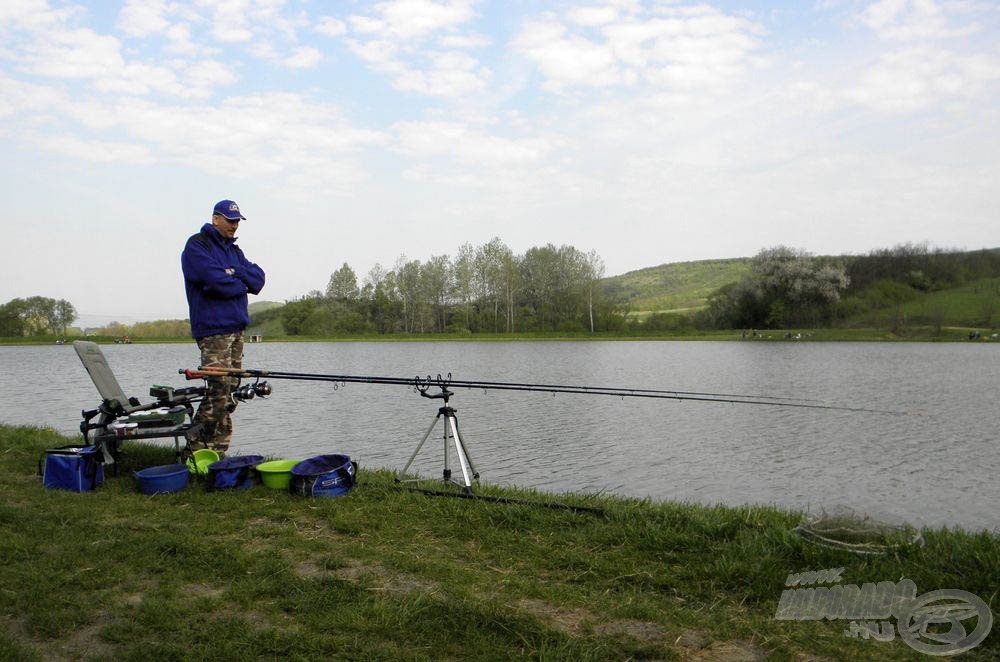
xmin=794 ymin=508 xmax=924 ymax=555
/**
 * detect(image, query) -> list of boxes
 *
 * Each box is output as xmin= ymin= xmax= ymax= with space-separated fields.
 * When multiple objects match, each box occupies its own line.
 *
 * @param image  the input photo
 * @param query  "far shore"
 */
xmin=2 ymin=326 xmax=998 ymax=346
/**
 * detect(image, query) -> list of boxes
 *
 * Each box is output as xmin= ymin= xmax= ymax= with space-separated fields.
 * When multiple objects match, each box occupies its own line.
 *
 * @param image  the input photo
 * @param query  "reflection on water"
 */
xmin=1 ymin=340 xmax=997 ymax=531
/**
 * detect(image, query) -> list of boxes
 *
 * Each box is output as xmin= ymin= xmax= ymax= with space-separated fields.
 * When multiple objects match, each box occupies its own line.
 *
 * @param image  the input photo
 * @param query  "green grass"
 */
xmin=601 ymin=258 xmax=751 ymax=313
xmin=248 ymin=300 xmax=285 ymax=316
xmin=834 ymin=277 xmax=1000 ymax=337
xmin=893 ymin=277 xmax=1000 ymax=328
xmin=2 ymin=426 xmax=997 ymax=660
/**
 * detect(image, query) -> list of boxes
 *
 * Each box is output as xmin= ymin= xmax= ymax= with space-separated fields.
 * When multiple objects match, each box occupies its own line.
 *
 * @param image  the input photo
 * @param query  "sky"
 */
xmin=1 ymin=0 xmax=998 ymax=326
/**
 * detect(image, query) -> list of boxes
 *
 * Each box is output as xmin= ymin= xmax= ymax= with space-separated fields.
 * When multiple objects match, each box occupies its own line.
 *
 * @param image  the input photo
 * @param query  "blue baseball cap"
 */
xmin=213 ymin=199 xmax=246 ymax=220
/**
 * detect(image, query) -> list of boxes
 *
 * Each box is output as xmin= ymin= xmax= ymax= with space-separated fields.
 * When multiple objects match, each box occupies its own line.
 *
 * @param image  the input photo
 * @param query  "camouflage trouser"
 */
xmin=190 ymin=332 xmax=244 ymax=455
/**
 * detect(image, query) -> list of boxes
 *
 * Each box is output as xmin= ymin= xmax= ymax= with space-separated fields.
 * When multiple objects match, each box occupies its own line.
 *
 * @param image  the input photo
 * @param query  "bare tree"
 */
xmin=326 ymin=263 xmax=360 ymax=301
xmin=584 ymin=250 xmax=605 ymax=333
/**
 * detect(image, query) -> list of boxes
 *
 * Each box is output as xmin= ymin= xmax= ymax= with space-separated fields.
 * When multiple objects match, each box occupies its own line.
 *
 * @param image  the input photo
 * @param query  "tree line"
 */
xmin=88 ymin=319 xmax=192 ymax=339
xmin=254 ymin=238 xmax=624 ymax=336
xmin=701 ymin=243 xmax=1000 ymax=330
xmin=844 ymin=243 xmax=1000 ymax=293
xmin=0 ymin=297 xmax=77 ymax=337
xmin=6 ymin=243 xmax=996 ymax=339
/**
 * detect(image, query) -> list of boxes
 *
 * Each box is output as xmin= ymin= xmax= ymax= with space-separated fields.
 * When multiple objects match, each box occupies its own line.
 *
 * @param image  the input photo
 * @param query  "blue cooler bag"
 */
xmin=41 ymin=445 xmax=105 ymax=492
xmin=290 ymin=454 xmax=357 ymax=498
xmin=207 ymin=455 xmax=264 ymax=491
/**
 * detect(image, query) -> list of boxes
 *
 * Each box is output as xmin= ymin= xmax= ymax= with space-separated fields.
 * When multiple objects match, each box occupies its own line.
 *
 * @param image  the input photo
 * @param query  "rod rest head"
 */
xmin=149 ymin=384 xmax=205 ymax=404
xmin=420 ymin=387 xmax=453 ymax=400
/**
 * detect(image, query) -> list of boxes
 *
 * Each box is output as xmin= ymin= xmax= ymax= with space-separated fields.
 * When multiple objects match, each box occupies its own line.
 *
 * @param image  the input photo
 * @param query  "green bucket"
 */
xmin=186 ymin=449 xmax=220 ymax=476
xmin=257 ymin=459 xmax=301 ymax=490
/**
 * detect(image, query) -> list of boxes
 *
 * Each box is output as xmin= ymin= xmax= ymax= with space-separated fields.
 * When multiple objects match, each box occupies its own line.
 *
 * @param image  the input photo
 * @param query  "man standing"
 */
xmin=181 ymin=199 xmax=266 ymax=456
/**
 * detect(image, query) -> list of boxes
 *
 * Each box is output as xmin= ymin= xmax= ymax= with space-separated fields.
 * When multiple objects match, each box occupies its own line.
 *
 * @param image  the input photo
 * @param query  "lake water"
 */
xmin=1 ymin=340 xmax=997 ymax=531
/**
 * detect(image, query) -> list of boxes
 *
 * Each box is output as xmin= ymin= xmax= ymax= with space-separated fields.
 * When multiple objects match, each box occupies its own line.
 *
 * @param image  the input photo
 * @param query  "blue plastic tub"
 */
xmin=135 ymin=464 xmax=189 ymax=495
xmin=290 ymin=454 xmax=356 ymax=498
xmin=207 ymin=455 xmax=264 ymax=490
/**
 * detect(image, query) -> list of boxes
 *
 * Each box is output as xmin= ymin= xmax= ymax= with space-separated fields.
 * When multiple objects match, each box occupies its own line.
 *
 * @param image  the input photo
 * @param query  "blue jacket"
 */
xmin=181 ymin=223 xmax=266 ymax=339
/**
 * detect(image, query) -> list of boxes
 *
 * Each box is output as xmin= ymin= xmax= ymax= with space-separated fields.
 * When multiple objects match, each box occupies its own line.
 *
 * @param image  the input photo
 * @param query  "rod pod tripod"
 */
xmin=397 ymin=385 xmax=479 ymax=494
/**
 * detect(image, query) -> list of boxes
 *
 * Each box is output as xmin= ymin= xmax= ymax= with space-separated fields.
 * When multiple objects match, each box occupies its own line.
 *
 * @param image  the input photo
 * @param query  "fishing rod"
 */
xmin=179 ymin=364 xmax=908 ymax=496
xmin=179 ymin=366 xmax=901 ymax=415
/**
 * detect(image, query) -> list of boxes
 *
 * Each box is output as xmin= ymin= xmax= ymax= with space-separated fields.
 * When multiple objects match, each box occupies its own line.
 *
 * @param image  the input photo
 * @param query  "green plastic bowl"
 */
xmin=256 ymin=459 xmax=301 ymax=490
xmin=186 ymin=449 xmax=220 ymax=476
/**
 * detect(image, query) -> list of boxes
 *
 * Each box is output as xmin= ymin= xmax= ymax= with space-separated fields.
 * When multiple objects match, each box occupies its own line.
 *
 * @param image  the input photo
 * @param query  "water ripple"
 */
xmin=2 ymin=341 xmax=997 ymax=530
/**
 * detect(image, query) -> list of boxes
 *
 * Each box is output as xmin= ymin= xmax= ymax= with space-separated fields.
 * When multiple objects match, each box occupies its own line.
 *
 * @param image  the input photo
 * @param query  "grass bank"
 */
xmin=2 ymin=426 xmax=997 ymax=660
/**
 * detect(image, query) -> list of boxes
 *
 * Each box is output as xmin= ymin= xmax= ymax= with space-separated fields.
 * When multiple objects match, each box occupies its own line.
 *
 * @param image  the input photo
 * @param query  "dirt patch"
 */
xmin=1 ymin=613 xmax=119 ymax=661
xmin=182 ymin=583 xmax=225 ymax=600
xmin=297 ymin=558 xmax=437 ymax=595
xmin=674 ymin=630 xmax=707 ymax=648
xmin=294 ymin=559 xmax=331 ymax=579
xmin=377 ymin=574 xmax=437 ymax=594
xmin=679 ymin=639 xmax=767 ymax=661
xmin=593 ymin=619 xmax=668 ymax=643
xmin=0 ymin=615 xmax=30 ymax=649
xmin=120 ymin=592 xmax=144 ymax=607
xmin=205 ymin=607 xmax=296 ymax=633
xmin=331 ymin=558 xmax=366 ymax=581
xmin=35 ymin=613 xmax=118 ymax=662
xmin=291 ymin=519 xmax=345 ymax=542
xmin=516 ymin=598 xmax=593 ymax=634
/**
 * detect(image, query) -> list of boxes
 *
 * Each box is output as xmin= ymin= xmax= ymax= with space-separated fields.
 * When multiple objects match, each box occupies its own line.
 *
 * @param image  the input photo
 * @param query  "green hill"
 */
xmin=249 ymin=300 xmax=284 ymax=315
xmin=244 ymin=250 xmax=1000 ymax=334
xmin=841 ymin=276 xmax=1000 ymax=331
xmin=600 ymin=258 xmax=750 ymax=314
xmin=896 ymin=277 xmax=1000 ymax=326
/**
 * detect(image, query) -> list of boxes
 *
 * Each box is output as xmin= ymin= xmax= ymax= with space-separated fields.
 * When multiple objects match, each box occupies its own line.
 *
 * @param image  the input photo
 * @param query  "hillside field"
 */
xmin=600 ymin=258 xmax=750 ymax=315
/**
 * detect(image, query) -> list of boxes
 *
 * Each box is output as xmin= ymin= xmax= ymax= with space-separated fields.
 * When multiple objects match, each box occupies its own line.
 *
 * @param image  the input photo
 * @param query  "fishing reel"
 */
xmin=232 ymin=380 xmax=273 ymax=402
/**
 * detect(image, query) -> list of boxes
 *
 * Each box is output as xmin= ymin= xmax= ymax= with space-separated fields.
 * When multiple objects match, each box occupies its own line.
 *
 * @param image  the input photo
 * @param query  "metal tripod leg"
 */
xmin=398 ymin=406 xmax=479 ymax=494
xmin=400 ymin=412 xmax=441 ymax=477
xmin=445 ymin=411 xmax=478 ymax=494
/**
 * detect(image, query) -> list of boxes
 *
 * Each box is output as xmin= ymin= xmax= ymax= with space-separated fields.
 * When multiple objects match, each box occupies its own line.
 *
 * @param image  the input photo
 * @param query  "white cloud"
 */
xmin=0 ymin=81 xmax=388 ymax=190
xmin=346 ymin=38 xmax=400 ymax=67
xmin=515 ymin=18 xmax=620 ymax=90
xmin=0 ymin=0 xmax=79 ymax=30
xmin=349 ymin=0 xmax=476 ymax=40
xmin=782 ymin=80 xmax=840 ymax=114
xmin=514 ymin=4 xmax=765 ymax=94
xmin=395 ymin=120 xmax=546 ymax=162
xmin=163 ymin=22 xmax=198 ymax=55
xmin=860 ymin=0 xmax=980 ymax=41
xmin=392 ymin=120 xmax=554 ymax=190
xmin=117 ymin=0 xmax=170 ymax=38
xmin=33 ymin=133 xmax=155 ymax=163
xmin=283 ymin=46 xmax=321 ymax=69
xmin=17 ymin=26 xmax=126 ymax=81
xmin=94 ymin=61 xmax=182 ymax=96
xmin=568 ymin=6 xmax=623 ymax=27
xmin=203 ymin=0 xmax=255 ymax=43
xmin=345 ymin=0 xmax=488 ymax=98
xmin=251 ymin=40 xmax=324 ymax=71
xmin=182 ymin=59 xmax=239 ymax=95
xmin=440 ymin=32 xmax=490 ymax=48
xmin=389 ymin=51 xmax=488 ymax=96
xmin=71 ymin=93 xmax=386 ymax=175
xmin=316 ymin=16 xmax=347 ymax=37
xmin=0 ymin=3 xmax=238 ymax=99
xmin=0 ymin=73 xmax=65 ymax=121
xmin=848 ymin=46 xmax=1000 ymax=111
